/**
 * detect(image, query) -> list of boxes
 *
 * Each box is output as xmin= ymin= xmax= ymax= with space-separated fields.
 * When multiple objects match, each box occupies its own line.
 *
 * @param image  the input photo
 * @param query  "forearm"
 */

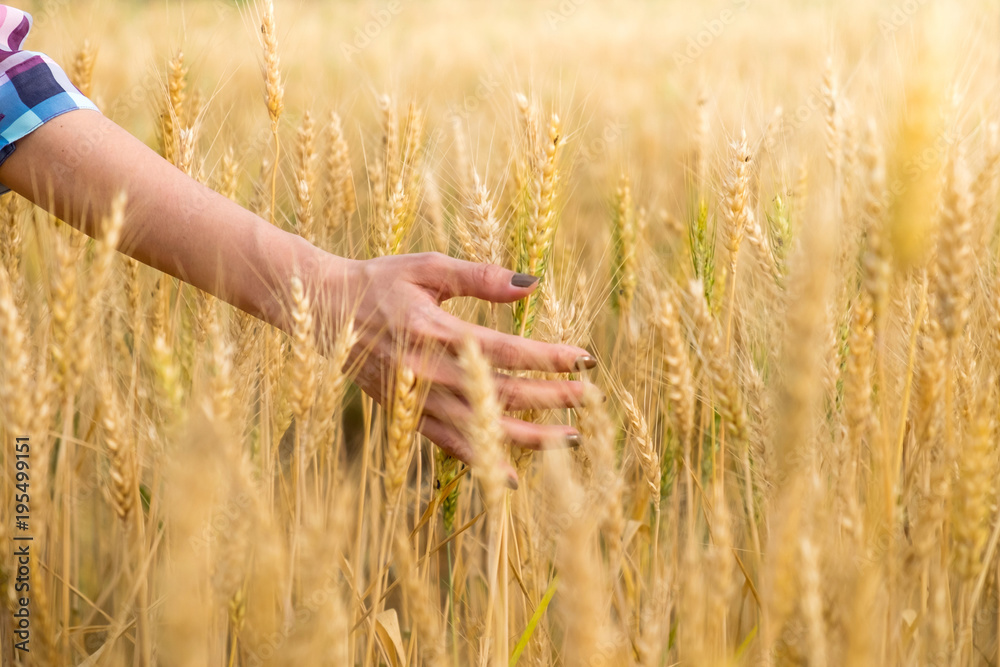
xmin=0 ymin=109 xmax=332 ymax=329
xmin=0 ymin=108 xmax=592 ymax=463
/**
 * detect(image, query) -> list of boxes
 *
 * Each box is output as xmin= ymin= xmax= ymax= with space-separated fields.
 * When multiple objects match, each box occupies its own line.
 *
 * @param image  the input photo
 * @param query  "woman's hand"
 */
xmin=317 ymin=252 xmax=594 ymax=470
xmin=0 ymin=109 xmax=593 ymax=482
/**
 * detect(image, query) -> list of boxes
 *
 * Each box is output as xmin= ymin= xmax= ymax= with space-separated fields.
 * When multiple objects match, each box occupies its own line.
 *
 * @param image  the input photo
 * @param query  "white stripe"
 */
xmin=0 ymin=7 xmax=31 ymax=51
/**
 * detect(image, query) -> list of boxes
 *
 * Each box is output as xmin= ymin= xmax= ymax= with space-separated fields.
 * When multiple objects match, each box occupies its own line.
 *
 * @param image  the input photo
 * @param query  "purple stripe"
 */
xmin=4 ymin=54 xmax=42 ymax=78
xmin=7 ymin=15 xmax=29 ymax=51
xmin=0 ymin=48 xmax=30 ymax=67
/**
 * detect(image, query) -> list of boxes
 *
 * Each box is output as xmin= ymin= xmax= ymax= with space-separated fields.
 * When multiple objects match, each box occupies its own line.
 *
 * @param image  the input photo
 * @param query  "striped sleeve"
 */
xmin=0 ymin=6 xmax=99 ymax=176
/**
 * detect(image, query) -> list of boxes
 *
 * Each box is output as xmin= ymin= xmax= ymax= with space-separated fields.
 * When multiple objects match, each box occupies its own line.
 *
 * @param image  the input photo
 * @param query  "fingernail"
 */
xmin=575 ymin=355 xmax=598 ymax=371
xmin=565 ymin=433 xmax=581 ymax=448
xmin=511 ymin=273 xmax=540 ymax=288
xmin=506 ymin=474 xmax=520 ymax=490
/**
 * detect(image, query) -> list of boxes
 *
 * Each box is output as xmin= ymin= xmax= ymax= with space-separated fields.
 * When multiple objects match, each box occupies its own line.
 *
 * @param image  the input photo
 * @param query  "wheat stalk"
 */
xmin=621 ymin=389 xmax=659 ymax=502
xmin=653 ymin=290 xmax=695 ymax=450
xmin=69 ymin=39 xmax=97 ymax=99
xmin=934 ymin=135 xmax=973 ymax=342
xmin=458 ymin=168 xmax=505 ymax=267
xmin=721 ymin=130 xmax=752 ymax=277
xmin=295 ymin=110 xmax=317 ymax=243
xmin=163 ymin=49 xmax=187 ymax=165
xmin=218 ymin=146 xmax=240 ymax=201
xmin=98 ymin=373 xmax=137 ymax=522
xmin=385 ymin=364 xmax=418 ymax=503
xmin=611 ymin=174 xmax=638 ymax=317
xmin=515 ymin=110 xmax=561 ymax=337
xmin=322 ymin=111 xmax=356 ymax=245
xmin=261 ymin=0 xmax=284 ymax=225
xmin=0 ymin=263 xmax=30 ymax=436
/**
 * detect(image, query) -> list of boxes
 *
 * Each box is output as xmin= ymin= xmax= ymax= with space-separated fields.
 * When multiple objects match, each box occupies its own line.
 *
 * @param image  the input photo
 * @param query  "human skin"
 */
xmin=0 ymin=109 xmax=592 ymax=485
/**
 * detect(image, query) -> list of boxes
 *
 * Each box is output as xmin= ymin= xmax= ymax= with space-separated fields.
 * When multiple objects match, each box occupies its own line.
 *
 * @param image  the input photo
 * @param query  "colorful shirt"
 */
xmin=0 ymin=5 xmax=98 ymax=178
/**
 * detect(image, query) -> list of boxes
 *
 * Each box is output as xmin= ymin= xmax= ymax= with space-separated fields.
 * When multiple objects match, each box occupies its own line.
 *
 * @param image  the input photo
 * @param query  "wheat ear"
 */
xmin=98 ymin=373 xmax=137 ymax=522
xmin=322 ymin=111 xmax=355 ymax=245
xmin=385 ymin=364 xmax=418 ymax=503
xmin=163 ymin=49 xmax=187 ymax=165
xmin=69 ymin=39 xmax=97 ymax=99
xmin=611 ymin=174 xmax=638 ymax=316
xmin=0 ymin=263 xmax=30 ymax=437
xmin=261 ymin=0 xmax=284 ymax=225
xmin=294 ymin=110 xmax=317 ymax=243
xmin=933 ymin=135 xmax=973 ymax=342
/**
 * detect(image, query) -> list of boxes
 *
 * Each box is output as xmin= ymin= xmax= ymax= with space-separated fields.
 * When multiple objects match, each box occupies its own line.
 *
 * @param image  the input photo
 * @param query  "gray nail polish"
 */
xmin=511 ymin=273 xmax=540 ymax=288
xmin=565 ymin=433 xmax=581 ymax=448
xmin=575 ymin=355 xmax=598 ymax=371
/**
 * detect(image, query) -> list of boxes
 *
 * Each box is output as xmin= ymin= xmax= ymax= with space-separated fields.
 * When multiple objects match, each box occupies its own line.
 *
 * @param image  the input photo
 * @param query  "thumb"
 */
xmin=423 ymin=254 xmax=540 ymax=304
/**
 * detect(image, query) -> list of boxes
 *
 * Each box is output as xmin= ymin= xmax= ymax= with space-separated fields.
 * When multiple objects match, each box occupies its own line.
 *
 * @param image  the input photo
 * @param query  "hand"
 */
xmin=0 ymin=110 xmax=594 ymax=485
xmin=317 ymin=252 xmax=594 ymax=477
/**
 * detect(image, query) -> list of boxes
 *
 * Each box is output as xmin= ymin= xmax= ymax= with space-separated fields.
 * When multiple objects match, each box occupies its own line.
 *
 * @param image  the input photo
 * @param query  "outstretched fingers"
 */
xmin=429 ymin=311 xmax=595 ymax=373
xmin=406 ymin=350 xmax=591 ymax=411
xmin=418 ymin=415 xmax=520 ymax=489
xmin=498 ymin=416 xmax=580 ymax=450
xmin=494 ymin=375 xmax=591 ymax=411
xmin=422 ymin=389 xmax=581 ymax=450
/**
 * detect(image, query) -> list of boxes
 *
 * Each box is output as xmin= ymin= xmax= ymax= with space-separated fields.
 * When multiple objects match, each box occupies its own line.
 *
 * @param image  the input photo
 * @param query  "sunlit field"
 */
xmin=2 ymin=0 xmax=1000 ymax=664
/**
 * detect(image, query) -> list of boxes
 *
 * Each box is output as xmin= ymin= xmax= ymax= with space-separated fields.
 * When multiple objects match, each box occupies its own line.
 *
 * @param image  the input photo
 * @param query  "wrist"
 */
xmin=253 ymin=228 xmax=358 ymax=337
xmin=309 ymin=246 xmax=363 ymax=350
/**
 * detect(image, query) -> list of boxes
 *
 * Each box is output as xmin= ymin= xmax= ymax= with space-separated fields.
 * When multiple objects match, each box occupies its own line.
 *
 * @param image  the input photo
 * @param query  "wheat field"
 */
xmin=1 ymin=0 xmax=1000 ymax=665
